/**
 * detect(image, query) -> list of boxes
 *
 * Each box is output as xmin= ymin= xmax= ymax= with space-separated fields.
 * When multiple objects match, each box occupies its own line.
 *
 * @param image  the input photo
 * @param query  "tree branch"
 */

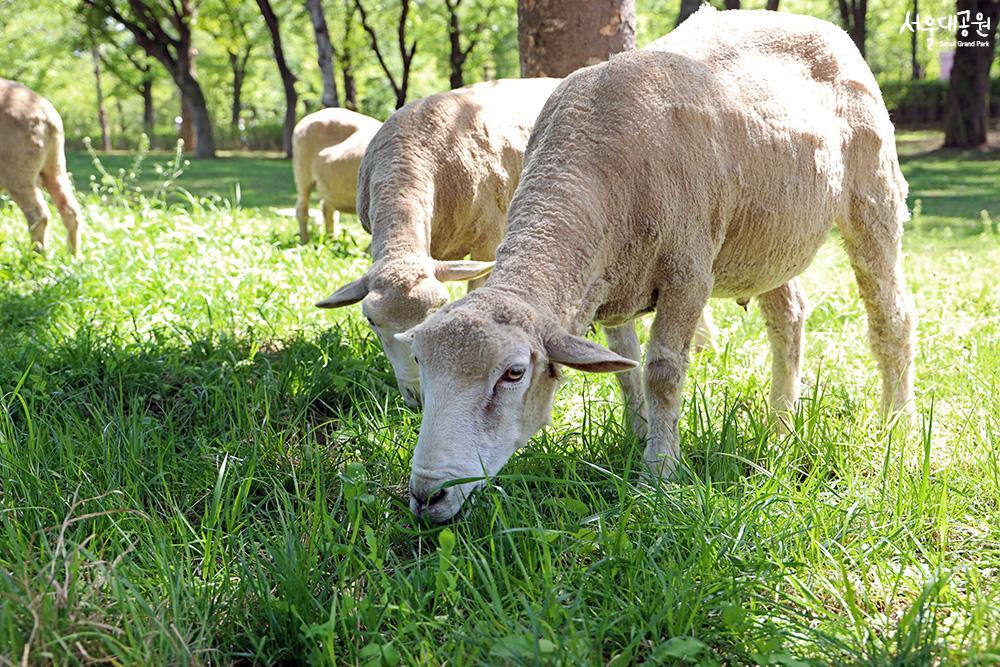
xmin=354 ymin=0 xmax=401 ymax=96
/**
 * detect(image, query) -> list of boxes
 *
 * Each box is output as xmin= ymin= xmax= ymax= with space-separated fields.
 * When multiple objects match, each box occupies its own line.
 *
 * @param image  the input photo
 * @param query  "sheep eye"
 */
xmin=501 ymin=366 xmax=526 ymax=383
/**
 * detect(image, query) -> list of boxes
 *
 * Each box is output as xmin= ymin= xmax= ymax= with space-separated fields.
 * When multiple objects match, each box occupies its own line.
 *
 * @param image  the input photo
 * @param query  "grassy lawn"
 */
xmin=0 ymin=131 xmax=997 ymax=664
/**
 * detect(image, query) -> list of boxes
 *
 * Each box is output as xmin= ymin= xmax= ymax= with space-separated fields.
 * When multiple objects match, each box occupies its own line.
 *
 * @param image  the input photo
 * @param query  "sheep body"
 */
xmin=317 ymin=78 xmax=562 ymax=407
xmin=404 ymin=8 xmax=916 ymax=522
xmin=0 ymin=79 xmax=82 ymax=255
xmin=292 ymin=107 xmax=381 ymax=241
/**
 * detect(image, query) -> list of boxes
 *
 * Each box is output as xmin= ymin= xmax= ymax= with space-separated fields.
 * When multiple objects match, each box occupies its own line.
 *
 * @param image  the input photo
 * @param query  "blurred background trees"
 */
xmin=1 ymin=0 xmax=995 ymax=154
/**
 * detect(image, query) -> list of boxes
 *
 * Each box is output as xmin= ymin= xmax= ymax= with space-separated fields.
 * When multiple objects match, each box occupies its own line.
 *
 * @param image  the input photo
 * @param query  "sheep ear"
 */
xmin=394 ymin=328 xmax=416 ymax=346
xmin=546 ymin=330 xmax=638 ymax=373
xmin=316 ymin=276 xmax=369 ymax=308
xmin=434 ymin=260 xmax=495 ymax=283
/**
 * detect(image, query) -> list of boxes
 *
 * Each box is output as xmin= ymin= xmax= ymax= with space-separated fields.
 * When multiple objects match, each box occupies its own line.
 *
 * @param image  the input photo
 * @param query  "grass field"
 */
xmin=0 ymin=132 xmax=998 ymax=664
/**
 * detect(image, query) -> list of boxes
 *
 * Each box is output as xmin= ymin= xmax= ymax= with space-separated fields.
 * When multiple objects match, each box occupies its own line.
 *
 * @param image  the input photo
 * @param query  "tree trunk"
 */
xmin=341 ymin=53 xmax=357 ymax=110
xmin=341 ymin=0 xmax=358 ymax=110
xmin=446 ymin=0 xmax=465 ymax=88
xmin=676 ymin=0 xmax=701 ymax=26
xmin=765 ymin=0 xmax=779 ymax=9
xmin=724 ymin=0 xmax=740 ymax=9
xmin=180 ymin=96 xmax=195 ymax=151
xmin=306 ymin=0 xmax=341 ymax=107
xmin=943 ymin=0 xmax=999 ymax=147
xmin=90 ymin=43 xmax=112 ymax=150
xmin=909 ymin=0 xmax=923 ymax=79
xmin=257 ymin=0 xmax=299 ymax=157
xmin=837 ymin=0 xmax=868 ymax=58
xmin=141 ymin=78 xmax=154 ymax=142
xmin=229 ymin=52 xmax=245 ymax=130
xmin=518 ymin=0 xmax=637 ymax=77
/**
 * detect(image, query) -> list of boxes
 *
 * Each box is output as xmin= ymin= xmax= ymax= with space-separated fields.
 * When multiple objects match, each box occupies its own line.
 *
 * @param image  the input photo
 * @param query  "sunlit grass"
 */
xmin=0 ymin=133 xmax=997 ymax=664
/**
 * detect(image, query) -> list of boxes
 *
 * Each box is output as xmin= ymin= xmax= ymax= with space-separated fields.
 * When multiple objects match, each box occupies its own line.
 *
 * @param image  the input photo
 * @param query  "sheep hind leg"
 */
xmin=294 ymin=182 xmax=312 ymax=244
xmin=41 ymin=169 xmax=82 ymax=257
xmin=10 ymin=185 xmax=50 ymax=255
xmin=757 ymin=279 xmax=807 ymax=432
xmin=603 ymin=321 xmax=648 ymax=441
xmin=643 ymin=279 xmax=712 ymax=478
xmin=321 ymin=200 xmax=339 ymax=237
xmin=839 ymin=202 xmax=916 ymax=421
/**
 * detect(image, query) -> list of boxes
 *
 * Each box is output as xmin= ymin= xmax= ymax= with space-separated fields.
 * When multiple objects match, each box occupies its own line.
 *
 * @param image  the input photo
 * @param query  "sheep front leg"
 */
xmin=603 ymin=321 xmax=648 ymax=441
xmin=643 ymin=282 xmax=711 ymax=478
xmin=757 ymin=279 xmax=807 ymax=431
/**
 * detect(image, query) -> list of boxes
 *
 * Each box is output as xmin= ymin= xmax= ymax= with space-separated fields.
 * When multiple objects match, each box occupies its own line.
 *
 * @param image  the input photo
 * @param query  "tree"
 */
xmin=910 ymin=0 xmax=923 ymax=79
xmin=518 ymin=0 xmax=636 ymax=76
xmin=202 ymin=0 xmax=262 ymax=131
xmin=90 ymin=40 xmax=113 ymax=150
xmin=676 ymin=0 xmax=700 ymax=26
xmin=355 ymin=0 xmax=417 ymax=108
xmin=91 ymin=22 xmax=158 ymax=142
xmin=443 ymin=0 xmax=493 ymax=89
xmin=83 ymin=0 xmax=217 ymax=158
xmin=306 ymin=0 xmax=341 ymax=107
xmin=256 ymin=0 xmax=299 ymax=157
xmin=339 ymin=0 xmax=359 ymax=109
xmin=943 ymin=0 xmax=999 ymax=147
xmin=837 ymin=0 xmax=868 ymax=58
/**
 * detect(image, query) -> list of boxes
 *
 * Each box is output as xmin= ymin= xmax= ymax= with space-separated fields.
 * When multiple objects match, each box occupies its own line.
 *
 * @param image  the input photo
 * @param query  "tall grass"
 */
xmin=0 ymin=141 xmax=997 ymax=664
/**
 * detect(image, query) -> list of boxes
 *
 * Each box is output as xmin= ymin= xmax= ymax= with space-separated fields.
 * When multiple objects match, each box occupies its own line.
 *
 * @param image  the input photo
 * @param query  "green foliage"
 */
xmin=883 ymin=78 xmax=1000 ymax=124
xmin=0 ymin=132 xmax=997 ymax=663
xmin=9 ymin=0 xmax=992 ymax=152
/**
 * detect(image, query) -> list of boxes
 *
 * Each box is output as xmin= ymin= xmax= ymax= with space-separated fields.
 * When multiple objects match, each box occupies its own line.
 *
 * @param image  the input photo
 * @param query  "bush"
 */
xmin=883 ymin=77 xmax=1000 ymax=125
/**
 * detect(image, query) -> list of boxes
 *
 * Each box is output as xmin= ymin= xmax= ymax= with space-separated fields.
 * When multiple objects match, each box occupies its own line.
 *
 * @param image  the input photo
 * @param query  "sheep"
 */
xmin=0 ymin=79 xmax=82 ymax=256
xmin=310 ymin=122 xmax=382 ymax=238
xmin=399 ymin=7 xmax=917 ymax=522
xmin=315 ymin=78 xmax=563 ymax=408
xmin=292 ymin=107 xmax=382 ymax=242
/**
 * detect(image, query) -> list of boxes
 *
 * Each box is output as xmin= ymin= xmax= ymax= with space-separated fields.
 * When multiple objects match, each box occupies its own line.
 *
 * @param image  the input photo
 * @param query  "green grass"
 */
xmin=64 ymin=148 xmax=296 ymax=210
xmin=0 ymin=131 xmax=998 ymax=664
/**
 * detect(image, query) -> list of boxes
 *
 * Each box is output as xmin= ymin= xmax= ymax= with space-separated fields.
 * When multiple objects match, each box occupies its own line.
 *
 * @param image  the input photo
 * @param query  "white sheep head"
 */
xmin=397 ymin=291 xmax=636 ymax=522
xmin=317 ymin=256 xmax=494 ymax=408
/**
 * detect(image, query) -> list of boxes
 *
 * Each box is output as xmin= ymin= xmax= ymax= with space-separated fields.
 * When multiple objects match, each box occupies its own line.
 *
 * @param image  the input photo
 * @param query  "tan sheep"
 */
xmin=310 ymin=122 xmax=382 ymax=238
xmin=0 ymin=79 xmax=82 ymax=256
xmin=400 ymin=7 xmax=917 ymax=522
xmin=316 ymin=78 xmax=563 ymax=408
xmin=292 ymin=107 xmax=382 ymax=242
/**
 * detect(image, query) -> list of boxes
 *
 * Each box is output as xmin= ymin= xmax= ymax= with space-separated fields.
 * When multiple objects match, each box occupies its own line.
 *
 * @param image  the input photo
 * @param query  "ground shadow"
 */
xmin=64 ymin=151 xmax=297 ymax=210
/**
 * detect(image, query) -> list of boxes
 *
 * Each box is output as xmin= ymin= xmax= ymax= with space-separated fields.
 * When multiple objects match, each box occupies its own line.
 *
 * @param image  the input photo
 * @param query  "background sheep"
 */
xmin=309 ymin=121 xmax=382 ymax=238
xmin=0 ymin=79 xmax=82 ymax=256
xmin=401 ymin=8 xmax=916 ymax=522
xmin=292 ymin=107 xmax=381 ymax=242
xmin=316 ymin=78 xmax=562 ymax=408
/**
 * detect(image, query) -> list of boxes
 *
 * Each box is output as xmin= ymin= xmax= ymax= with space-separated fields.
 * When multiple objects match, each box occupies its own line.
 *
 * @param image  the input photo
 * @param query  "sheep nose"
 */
xmin=410 ymin=487 xmax=449 ymax=516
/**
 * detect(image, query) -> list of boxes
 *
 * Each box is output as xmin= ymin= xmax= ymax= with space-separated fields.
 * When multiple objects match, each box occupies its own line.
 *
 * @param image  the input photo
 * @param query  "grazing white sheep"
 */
xmin=292 ymin=107 xmax=382 ymax=242
xmin=310 ymin=123 xmax=382 ymax=237
xmin=400 ymin=7 xmax=917 ymax=522
xmin=0 ymin=79 xmax=82 ymax=256
xmin=316 ymin=78 xmax=562 ymax=408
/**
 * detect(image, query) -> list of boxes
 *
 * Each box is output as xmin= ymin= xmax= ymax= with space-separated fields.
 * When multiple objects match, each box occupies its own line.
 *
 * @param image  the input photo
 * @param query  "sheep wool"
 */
xmin=0 ymin=79 xmax=82 ymax=256
xmin=403 ymin=8 xmax=917 ymax=522
xmin=292 ymin=107 xmax=382 ymax=242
